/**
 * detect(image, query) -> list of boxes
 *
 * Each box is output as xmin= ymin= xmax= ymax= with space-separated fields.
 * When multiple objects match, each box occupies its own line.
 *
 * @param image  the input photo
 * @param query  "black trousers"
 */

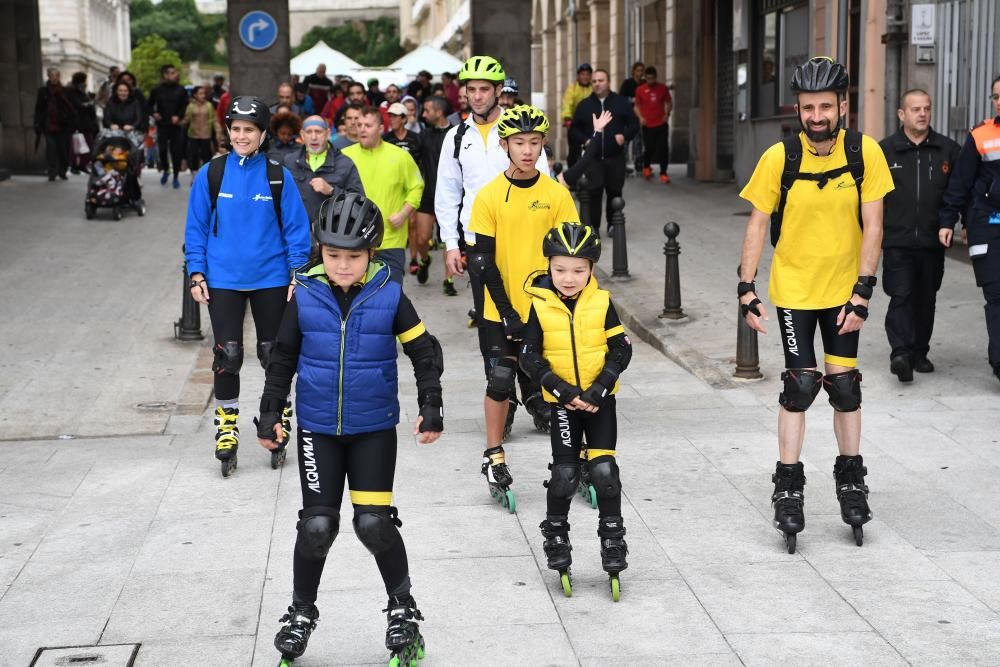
xmin=292 ymin=427 xmax=409 ymax=604
xmin=971 ymin=235 xmax=1000 ymax=370
xmin=567 ymin=141 xmax=582 ymax=168
xmin=157 ymin=123 xmax=185 ymax=175
xmin=207 ymin=286 xmax=287 ymax=401
xmin=641 ymin=123 xmax=670 ymax=173
xmin=548 ymin=398 xmax=619 ymax=518
xmin=584 ymin=153 xmax=627 ymax=232
xmin=882 ymin=246 xmax=945 ymax=362
xmin=187 ymin=137 xmax=213 ymax=173
xmin=44 ymin=131 xmax=71 ymax=178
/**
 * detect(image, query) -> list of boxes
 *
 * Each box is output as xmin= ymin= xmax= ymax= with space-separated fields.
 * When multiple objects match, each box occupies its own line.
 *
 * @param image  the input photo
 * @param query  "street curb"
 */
xmin=596 ymin=266 xmax=741 ymax=390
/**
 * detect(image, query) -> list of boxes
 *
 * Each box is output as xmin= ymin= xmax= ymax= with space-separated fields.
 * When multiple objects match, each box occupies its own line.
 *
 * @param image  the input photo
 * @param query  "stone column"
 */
xmin=588 ymin=0 xmax=609 ymax=70
xmin=227 ymin=0 xmax=290 ymax=100
xmin=471 ymin=0 xmax=534 ymax=91
xmin=608 ymin=0 xmax=625 ymax=88
xmin=0 ymin=0 xmax=45 ymax=174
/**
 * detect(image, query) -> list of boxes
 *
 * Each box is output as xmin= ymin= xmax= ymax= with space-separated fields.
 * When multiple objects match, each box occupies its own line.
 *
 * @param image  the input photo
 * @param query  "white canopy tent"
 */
xmin=289 ymin=40 xmax=363 ymax=77
xmin=388 ymin=44 xmax=464 ymax=79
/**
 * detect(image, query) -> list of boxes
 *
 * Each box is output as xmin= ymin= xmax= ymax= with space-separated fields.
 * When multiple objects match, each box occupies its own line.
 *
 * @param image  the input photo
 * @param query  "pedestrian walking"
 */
xmin=33 ymin=68 xmax=77 ymax=181
xmin=210 ymin=74 xmax=227 ymax=108
xmin=184 ymin=96 xmax=312 ymax=477
xmin=467 ymin=105 xmax=580 ymax=511
xmin=342 ymin=106 xmax=424 ymax=285
xmin=330 ymin=102 xmax=362 ymax=150
xmin=270 ymin=83 xmax=307 ymax=117
xmin=367 ymin=78 xmax=385 ymax=107
xmin=303 ymin=64 xmax=334 ymax=114
xmin=292 ymin=83 xmax=315 ymax=116
xmin=879 ymin=89 xmax=961 ymax=382
xmin=382 ymin=103 xmax=422 ymax=161
xmin=96 ymin=65 xmax=121 ymax=111
xmin=257 ymin=192 xmax=443 ymax=667
xmin=185 ymin=85 xmax=223 ymax=177
xmin=446 ymin=82 xmax=469 ymax=126
xmin=570 ymin=69 xmax=638 ymax=235
xmin=417 ymin=96 xmax=453 ymax=291
xmin=634 ymin=66 xmax=672 ymax=183
xmin=939 ymin=75 xmax=1000 ymax=384
xmin=283 ymin=115 xmax=364 ymax=223
xmin=619 ymin=61 xmax=645 ymax=172
xmin=267 ymin=110 xmax=303 ymax=163
xmin=736 ymin=57 xmax=894 ymax=553
xmin=148 ymin=63 xmax=189 ymax=189
xmin=520 ymin=222 xmax=633 ymax=600
xmin=67 ymin=71 xmax=99 ymax=174
xmin=561 ymin=64 xmax=593 ymax=166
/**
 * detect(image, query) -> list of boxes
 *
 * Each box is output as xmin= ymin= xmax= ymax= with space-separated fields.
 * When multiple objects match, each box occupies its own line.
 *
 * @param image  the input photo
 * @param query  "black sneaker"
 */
xmin=416 ymin=257 xmax=431 ymax=284
xmin=913 ymin=357 xmax=935 ymax=373
xmin=890 ymin=355 xmax=914 ymax=382
xmin=442 ymin=279 xmax=457 ymax=296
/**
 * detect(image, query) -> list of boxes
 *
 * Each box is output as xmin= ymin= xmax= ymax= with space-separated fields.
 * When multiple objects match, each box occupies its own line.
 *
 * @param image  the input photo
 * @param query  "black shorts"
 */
xmin=478 ymin=320 xmax=518 ymax=362
xmin=417 ymin=190 xmax=435 ymax=215
xmin=777 ymin=306 xmax=859 ymax=369
xmin=549 ymin=397 xmax=618 ymax=464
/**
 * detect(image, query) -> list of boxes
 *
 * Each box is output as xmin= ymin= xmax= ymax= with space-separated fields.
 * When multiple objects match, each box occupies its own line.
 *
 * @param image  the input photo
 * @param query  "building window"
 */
xmin=753 ymin=1 xmax=809 ymax=118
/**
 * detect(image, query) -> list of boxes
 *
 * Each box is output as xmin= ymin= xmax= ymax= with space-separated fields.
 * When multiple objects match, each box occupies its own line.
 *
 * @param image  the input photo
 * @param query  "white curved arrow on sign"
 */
xmin=248 ymin=18 xmax=270 ymax=42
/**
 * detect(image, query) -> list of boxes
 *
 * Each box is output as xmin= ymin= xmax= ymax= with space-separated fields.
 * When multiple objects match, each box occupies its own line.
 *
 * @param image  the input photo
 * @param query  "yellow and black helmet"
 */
xmin=497 ymin=104 xmax=550 ymax=139
xmin=543 ymin=222 xmax=601 ymax=263
xmin=458 ymin=55 xmax=506 ymax=83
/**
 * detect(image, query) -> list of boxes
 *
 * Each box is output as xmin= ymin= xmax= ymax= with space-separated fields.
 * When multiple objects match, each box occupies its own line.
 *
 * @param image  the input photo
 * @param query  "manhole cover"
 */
xmin=30 ymin=644 xmax=140 ymax=667
xmin=135 ymin=401 xmax=176 ymax=411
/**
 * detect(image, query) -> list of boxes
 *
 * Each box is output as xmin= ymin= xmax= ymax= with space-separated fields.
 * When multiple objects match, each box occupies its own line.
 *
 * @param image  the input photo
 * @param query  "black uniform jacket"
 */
xmin=940 ymin=116 xmax=1000 ymax=246
xmin=879 ymin=127 xmax=961 ymax=249
xmin=569 ymin=92 xmax=639 ymax=159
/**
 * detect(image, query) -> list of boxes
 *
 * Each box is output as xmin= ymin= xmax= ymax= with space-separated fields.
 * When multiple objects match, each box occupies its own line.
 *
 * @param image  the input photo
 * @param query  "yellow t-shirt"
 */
xmin=739 ymin=130 xmax=894 ymax=309
xmin=468 ymin=172 xmax=581 ymax=322
xmin=476 ymin=119 xmax=496 ymax=145
xmin=342 ymin=141 xmax=424 ymax=250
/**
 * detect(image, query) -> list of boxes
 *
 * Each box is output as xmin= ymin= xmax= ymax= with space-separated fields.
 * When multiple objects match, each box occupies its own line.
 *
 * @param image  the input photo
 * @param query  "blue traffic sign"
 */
xmin=239 ymin=11 xmax=278 ymax=51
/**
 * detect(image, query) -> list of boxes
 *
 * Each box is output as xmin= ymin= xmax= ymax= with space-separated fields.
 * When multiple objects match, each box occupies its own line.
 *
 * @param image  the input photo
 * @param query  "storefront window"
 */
xmin=753 ymin=1 xmax=808 ymax=117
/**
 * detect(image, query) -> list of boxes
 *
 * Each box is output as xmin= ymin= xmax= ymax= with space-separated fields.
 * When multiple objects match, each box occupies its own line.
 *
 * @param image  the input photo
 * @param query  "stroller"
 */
xmin=85 ymin=129 xmax=146 ymax=220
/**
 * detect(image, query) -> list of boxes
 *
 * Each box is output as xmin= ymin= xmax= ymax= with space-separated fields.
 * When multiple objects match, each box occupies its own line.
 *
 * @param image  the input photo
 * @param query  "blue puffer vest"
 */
xmin=294 ymin=262 xmax=401 ymax=435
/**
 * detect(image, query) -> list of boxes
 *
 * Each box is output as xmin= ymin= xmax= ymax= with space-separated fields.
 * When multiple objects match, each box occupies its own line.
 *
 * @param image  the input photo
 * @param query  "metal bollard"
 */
xmin=733 ymin=265 xmax=762 ymax=378
xmin=659 ymin=222 xmax=685 ymax=319
xmin=174 ymin=247 xmax=204 ymax=341
xmin=575 ymin=173 xmax=591 ymax=228
xmin=608 ymin=197 xmax=629 ymax=277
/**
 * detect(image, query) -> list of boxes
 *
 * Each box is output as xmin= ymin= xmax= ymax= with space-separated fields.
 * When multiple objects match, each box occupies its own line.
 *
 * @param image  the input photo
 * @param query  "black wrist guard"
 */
xmin=737 ymin=281 xmax=756 ymax=297
xmin=852 ymin=282 xmax=874 ymax=300
xmin=845 ymin=301 xmax=869 ymax=320
xmin=418 ymin=392 xmax=444 ymax=432
xmin=254 ymin=412 xmax=282 ymax=440
xmin=741 ymin=297 xmax=763 ymax=318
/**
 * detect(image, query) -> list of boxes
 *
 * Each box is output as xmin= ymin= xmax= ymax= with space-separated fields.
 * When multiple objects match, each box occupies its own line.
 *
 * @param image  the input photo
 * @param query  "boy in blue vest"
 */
xmin=520 ymin=223 xmax=633 ymax=600
xmin=256 ymin=192 xmax=444 ymax=665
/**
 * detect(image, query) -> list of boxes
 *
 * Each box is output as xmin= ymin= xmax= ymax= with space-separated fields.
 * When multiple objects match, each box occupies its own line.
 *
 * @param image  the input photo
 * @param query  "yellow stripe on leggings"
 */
xmin=587 ymin=449 xmax=617 ymax=460
xmin=824 ymin=353 xmax=857 ymax=368
xmin=349 ymin=490 xmax=393 ymax=506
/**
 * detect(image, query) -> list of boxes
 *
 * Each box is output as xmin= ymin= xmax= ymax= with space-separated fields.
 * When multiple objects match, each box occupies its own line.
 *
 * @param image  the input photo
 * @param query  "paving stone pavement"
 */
xmin=1 ymin=169 xmax=999 ymax=666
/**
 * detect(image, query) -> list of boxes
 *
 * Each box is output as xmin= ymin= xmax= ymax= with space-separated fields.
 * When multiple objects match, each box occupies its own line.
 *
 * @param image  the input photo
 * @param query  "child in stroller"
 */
xmin=85 ymin=129 xmax=146 ymax=220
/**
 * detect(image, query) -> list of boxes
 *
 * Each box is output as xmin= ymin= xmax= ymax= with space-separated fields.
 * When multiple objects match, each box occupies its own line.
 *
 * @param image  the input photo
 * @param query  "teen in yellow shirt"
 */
xmin=466 ymin=105 xmax=580 ymax=512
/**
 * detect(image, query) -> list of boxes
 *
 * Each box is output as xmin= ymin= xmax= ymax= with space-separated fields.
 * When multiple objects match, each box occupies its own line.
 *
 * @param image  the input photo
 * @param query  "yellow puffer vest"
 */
xmin=527 ymin=274 xmax=619 ymax=403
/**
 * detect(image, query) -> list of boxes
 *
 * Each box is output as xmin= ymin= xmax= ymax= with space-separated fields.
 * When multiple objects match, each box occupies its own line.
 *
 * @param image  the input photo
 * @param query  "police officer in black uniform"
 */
xmin=879 ymin=89 xmax=961 ymax=382
xmin=940 ymin=75 xmax=1000 ymax=383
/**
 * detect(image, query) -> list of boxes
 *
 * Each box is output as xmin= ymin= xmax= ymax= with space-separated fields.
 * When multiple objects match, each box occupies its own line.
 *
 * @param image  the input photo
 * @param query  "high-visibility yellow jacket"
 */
xmin=561 ymin=82 xmax=592 ymax=121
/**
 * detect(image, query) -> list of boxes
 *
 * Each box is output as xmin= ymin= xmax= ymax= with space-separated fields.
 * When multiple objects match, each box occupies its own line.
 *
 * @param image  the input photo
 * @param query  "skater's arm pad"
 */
xmin=518 ymin=307 xmax=551 ymax=384
xmin=560 ymin=135 xmax=602 ymax=189
xmin=398 ymin=295 xmax=444 ymax=406
xmin=260 ymin=297 xmax=302 ymax=413
xmin=468 ymin=235 xmax=517 ymax=321
xmin=601 ymin=301 xmax=632 ymax=379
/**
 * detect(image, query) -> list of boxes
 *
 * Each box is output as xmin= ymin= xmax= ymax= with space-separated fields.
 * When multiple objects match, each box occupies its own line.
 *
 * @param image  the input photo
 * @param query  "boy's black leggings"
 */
xmin=547 ymin=397 xmax=620 ymax=518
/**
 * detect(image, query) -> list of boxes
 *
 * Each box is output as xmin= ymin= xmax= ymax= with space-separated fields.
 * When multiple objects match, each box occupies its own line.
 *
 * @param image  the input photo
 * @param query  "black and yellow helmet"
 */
xmin=497 ymin=104 xmax=550 ymax=139
xmin=459 ymin=55 xmax=506 ymax=83
xmin=543 ymin=223 xmax=601 ymax=263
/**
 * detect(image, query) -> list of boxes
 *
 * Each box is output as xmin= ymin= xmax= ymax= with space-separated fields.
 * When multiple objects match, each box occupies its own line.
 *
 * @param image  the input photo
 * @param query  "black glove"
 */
xmin=541 ymin=372 xmax=582 ymax=408
xmin=501 ymin=311 xmax=526 ymax=340
xmin=418 ymin=392 xmax=444 ymax=432
xmin=579 ymin=383 xmax=611 ymax=408
xmin=843 ymin=301 xmax=869 ymax=321
xmin=255 ymin=411 xmax=282 ymax=441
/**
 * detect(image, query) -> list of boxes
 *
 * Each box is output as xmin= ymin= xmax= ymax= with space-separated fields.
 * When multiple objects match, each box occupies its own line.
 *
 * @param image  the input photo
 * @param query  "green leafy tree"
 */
xmin=128 ymin=35 xmax=184 ymax=95
xmin=131 ymin=0 xmax=225 ymax=64
xmin=293 ymin=18 xmax=404 ymax=67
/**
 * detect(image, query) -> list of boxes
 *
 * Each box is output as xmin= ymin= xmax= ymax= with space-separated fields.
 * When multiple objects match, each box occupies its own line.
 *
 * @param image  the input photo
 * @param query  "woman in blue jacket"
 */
xmin=184 ymin=96 xmax=312 ymax=476
xmin=255 ymin=192 xmax=444 ymax=666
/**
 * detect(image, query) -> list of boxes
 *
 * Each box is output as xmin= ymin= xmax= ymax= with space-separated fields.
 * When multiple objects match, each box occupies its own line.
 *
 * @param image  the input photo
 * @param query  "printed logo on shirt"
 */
xmin=253 ymin=193 xmax=273 ymax=202
xmin=835 ymin=179 xmax=855 ymax=190
xmin=941 ymin=161 xmax=950 ymax=174
xmin=528 ymin=200 xmax=551 ymax=211
xmin=888 ymin=162 xmax=903 ymax=170
xmin=218 ymin=192 xmax=234 ymax=198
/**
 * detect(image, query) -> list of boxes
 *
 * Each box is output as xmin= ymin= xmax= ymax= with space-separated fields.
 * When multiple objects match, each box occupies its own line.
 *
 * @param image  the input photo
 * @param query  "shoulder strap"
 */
xmin=453 ymin=121 xmax=470 ymax=160
xmin=207 ymin=154 xmax=226 ymax=211
xmin=266 ymin=159 xmax=284 ymax=232
xmin=843 ymin=128 xmax=865 ymax=231
xmin=770 ymin=135 xmax=803 ymax=247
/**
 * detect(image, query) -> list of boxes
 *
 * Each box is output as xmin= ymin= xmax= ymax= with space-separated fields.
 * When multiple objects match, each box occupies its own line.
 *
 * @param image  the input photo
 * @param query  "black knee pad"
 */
xmin=824 ymin=369 xmax=862 ymax=412
xmin=589 ymin=456 xmax=622 ymax=500
xmin=295 ymin=505 xmax=340 ymax=561
xmin=213 ymin=341 xmax=243 ymax=376
xmin=257 ymin=340 xmax=276 ymax=371
xmin=778 ymin=369 xmax=823 ymax=412
xmin=486 ymin=357 xmax=517 ymax=402
xmin=353 ymin=505 xmax=403 ymax=555
xmin=545 ymin=462 xmax=580 ymax=500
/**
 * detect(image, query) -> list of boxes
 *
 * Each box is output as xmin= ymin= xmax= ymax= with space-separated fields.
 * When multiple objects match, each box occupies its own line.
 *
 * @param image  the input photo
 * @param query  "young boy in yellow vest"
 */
xmin=466 ymin=105 xmax=579 ymax=512
xmin=520 ymin=222 xmax=633 ymax=600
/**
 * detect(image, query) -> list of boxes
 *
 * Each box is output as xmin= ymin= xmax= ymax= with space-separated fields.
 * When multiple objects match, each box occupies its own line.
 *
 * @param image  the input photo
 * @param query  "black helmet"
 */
xmin=790 ymin=57 xmax=850 ymax=95
xmin=315 ymin=192 xmax=384 ymax=249
xmin=225 ymin=95 xmax=270 ymax=130
xmin=542 ymin=222 xmax=601 ymax=263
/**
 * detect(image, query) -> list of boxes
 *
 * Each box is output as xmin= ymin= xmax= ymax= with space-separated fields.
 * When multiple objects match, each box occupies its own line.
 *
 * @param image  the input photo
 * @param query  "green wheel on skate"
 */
xmin=588 ymin=484 xmax=598 ymax=509
xmin=560 ymin=571 xmax=572 ymax=597
xmin=610 ymin=574 xmax=620 ymax=602
xmin=389 ymin=657 xmax=400 ymax=667
xmin=505 ymin=489 xmax=516 ymax=514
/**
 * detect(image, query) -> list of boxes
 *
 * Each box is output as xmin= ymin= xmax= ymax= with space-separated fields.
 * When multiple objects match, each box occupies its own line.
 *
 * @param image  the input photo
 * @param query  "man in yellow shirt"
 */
xmin=467 ymin=105 xmax=580 ymax=511
xmin=736 ymin=57 xmax=894 ymax=554
xmin=343 ymin=107 xmax=424 ymax=284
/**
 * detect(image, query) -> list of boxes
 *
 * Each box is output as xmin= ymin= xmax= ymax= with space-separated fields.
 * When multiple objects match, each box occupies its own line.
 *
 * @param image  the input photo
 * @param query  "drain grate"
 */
xmin=30 ymin=644 xmax=140 ymax=667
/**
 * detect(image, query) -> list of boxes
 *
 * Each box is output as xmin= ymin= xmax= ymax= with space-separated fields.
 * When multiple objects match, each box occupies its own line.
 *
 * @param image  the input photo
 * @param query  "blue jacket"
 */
xmin=184 ymin=151 xmax=311 ymax=290
xmin=294 ymin=262 xmax=401 ymax=435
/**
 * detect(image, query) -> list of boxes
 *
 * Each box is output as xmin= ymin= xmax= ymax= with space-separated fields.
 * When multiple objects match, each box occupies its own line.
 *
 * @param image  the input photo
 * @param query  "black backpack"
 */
xmin=206 ymin=154 xmax=285 ymax=235
xmin=453 ymin=120 xmax=471 ymax=162
xmin=770 ymin=128 xmax=865 ymax=247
